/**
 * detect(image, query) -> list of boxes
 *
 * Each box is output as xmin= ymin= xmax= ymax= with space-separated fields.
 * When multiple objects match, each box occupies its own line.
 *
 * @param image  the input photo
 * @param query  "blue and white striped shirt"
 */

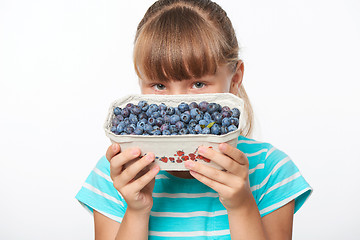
xmin=75 ymin=135 xmax=312 ymax=239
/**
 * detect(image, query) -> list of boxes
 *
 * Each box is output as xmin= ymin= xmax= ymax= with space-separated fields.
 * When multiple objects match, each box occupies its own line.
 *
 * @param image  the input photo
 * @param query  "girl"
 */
xmin=76 ymin=0 xmax=312 ymax=239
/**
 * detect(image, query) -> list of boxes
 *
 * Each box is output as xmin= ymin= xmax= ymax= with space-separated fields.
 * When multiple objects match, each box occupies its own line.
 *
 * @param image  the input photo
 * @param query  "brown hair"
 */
xmin=133 ymin=0 xmax=254 ymax=137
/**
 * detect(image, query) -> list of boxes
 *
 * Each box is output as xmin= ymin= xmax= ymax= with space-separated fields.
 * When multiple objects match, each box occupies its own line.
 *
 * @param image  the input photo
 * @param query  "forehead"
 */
xmin=139 ymin=64 xmax=231 ymax=83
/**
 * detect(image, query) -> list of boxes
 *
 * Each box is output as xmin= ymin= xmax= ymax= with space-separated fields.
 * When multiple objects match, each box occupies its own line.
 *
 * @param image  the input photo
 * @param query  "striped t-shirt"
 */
xmin=75 ymin=135 xmax=312 ymax=239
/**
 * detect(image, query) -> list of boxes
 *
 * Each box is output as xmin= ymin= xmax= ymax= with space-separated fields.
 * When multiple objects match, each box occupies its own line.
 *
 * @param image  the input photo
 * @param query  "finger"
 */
xmin=197 ymin=146 xmax=242 ymax=174
xmin=106 ymin=143 xmax=121 ymax=162
xmin=117 ymin=153 xmax=155 ymax=188
xmin=184 ymin=160 xmax=239 ymax=188
xmin=219 ymin=143 xmax=248 ymax=166
xmin=188 ymin=169 xmax=232 ymax=194
xmin=109 ymin=147 xmax=141 ymax=180
xmin=125 ymin=164 xmax=160 ymax=193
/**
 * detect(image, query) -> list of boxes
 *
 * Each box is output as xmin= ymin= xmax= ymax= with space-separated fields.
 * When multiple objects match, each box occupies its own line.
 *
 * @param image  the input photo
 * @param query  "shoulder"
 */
xmin=237 ymin=135 xmax=312 ymax=217
xmin=236 ymin=135 xmax=283 ymax=169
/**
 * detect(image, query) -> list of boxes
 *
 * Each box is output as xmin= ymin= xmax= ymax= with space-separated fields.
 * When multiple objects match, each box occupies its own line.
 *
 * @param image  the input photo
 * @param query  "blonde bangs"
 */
xmin=134 ymin=6 xmax=230 ymax=82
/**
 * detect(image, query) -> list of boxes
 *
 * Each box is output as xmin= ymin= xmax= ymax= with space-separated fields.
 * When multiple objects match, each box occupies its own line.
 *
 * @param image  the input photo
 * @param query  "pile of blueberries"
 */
xmin=110 ymin=100 xmax=240 ymax=136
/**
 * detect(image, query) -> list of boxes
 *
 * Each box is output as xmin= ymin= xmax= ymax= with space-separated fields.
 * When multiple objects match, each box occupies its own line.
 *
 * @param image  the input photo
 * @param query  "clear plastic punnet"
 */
xmin=104 ymin=93 xmax=245 ymax=171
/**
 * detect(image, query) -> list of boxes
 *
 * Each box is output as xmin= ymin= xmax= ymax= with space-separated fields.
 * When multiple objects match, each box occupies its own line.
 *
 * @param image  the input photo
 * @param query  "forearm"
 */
xmin=227 ymin=197 xmax=267 ymax=240
xmin=115 ymin=209 xmax=150 ymax=240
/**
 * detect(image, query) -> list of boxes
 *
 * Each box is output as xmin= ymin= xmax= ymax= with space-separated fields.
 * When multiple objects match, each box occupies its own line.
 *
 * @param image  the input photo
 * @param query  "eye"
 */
xmin=153 ymin=84 xmax=166 ymax=90
xmin=193 ymin=82 xmax=205 ymax=89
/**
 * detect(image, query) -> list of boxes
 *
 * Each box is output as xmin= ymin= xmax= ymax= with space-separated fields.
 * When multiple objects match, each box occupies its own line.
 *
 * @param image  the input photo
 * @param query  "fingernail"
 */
xmin=185 ymin=161 xmax=195 ymax=169
xmin=112 ymin=143 xmax=117 ymax=151
xmin=152 ymin=165 xmax=159 ymax=172
xmin=132 ymin=149 xmax=139 ymax=156
xmin=146 ymin=153 xmax=154 ymax=161
xmin=219 ymin=143 xmax=226 ymax=151
xmin=198 ymin=146 xmax=205 ymax=154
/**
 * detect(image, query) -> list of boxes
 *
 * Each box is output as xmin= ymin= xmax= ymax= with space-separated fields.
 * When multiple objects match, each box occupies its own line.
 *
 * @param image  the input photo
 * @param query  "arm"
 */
xmin=94 ymin=209 xmax=150 ymax=240
xmin=227 ymin=199 xmax=295 ymax=240
xmin=184 ymin=143 xmax=295 ymax=240
xmin=93 ymin=143 xmax=159 ymax=240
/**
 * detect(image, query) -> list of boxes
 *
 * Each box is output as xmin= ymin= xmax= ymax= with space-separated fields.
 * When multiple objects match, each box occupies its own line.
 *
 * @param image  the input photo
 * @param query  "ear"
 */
xmin=229 ymin=60 xmax=244 ymax=95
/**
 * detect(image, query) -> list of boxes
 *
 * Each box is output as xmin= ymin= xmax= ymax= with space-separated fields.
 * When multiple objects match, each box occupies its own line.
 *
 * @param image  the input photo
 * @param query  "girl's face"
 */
xmin=139 ymin=62 xmax=244 ymax=95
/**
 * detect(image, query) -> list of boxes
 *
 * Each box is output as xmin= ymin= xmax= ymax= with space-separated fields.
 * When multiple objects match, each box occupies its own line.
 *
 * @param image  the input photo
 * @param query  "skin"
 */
xmin=94 ymin=61 xmax=295 ymax=240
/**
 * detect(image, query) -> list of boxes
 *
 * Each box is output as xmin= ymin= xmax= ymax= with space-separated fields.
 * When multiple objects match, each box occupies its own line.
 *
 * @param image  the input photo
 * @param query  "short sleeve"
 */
xmin=75 ymin=156 xmax=127 ymax=223
xmin=251 ymin=147 xmax=312 ymax=217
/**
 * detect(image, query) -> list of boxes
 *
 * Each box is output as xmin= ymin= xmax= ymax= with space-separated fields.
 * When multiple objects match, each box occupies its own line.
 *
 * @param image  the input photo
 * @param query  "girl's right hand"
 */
xmin=106 ymin=143 xmax=160 ymax=214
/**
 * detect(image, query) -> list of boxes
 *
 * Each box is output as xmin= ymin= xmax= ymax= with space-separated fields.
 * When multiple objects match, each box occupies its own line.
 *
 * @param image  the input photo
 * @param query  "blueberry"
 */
xmin=190 ymin=108 xmax=201 ymax=119
xmin=151 ymin=129 xmax=161 ymax=135
xmin=222 ymin=117 xmax=230 ymax=127
xmin=174 ymin=107 xmax=181 ymax=116
xmin=162 ymin=130 xmax=171 ymax=135
xmin=210 ymin=124 xmax=221 ymax=135
xmin=169 ymin=125 xmax=178 ymax=133
xmin=175 ymin=121 xmax=185 ymax=130
xmin=164 ymin=115 xmax=171 ymax=124
xmin=149 ymin=104 xmax=159 ymax=112
xmin=207 ymin=103 xmax=218 ymax=114
xmin=155 ymin=117 xmax=164 ymax=127
xmin=160 ymin=123 xmax=169 ymax=132
xmin=195 ymin=113 xmax=203 ymax=122
xmin=111 ymin=126 xmax=117 ymax=134
xmin=228 ymin=125 xmax=237 ymax=132
xmin=138 ymin=100 xmax=149 ymax=111
xmin=151 ymin=111 xmax=161 ymax=119
xmin=129 ymin=114 xmax=138 ymax=124
xmin=146 ymin=108 xmax=154 ymax=117
xmin=231 ymin=108 xmax=240 ymax=118
xmin=123 ymin=118 xmax=130 ymax=126
xmin=189 ymin=102 xmax=198 ymax=109
xmin=198 ymin=101 xmax=209 ymax=112
xmin=166 ymin=107 xmax=175 ymax=115
xmin=137 ymin=121 xmax=146 ymax=129
xmin=139 ymin=118 xmax=147 ymax=124
xmin=202 ymin=127 xmax=211 ymax=134
xmin=121 ymin=108 xmax=130 ymax=117
xmin=130 ymin=105 xmax=141 ymax=115
xmin=199 ymin=119 xmax=207 ymax=127
xmin=213 ymin=112 xmax=223 ymax=124
xmin=138 ymin=112 xmax=147 ymax=120
xmin=134 ymin=127 xmax=144 ymax=135
xmin=159 ymin=103 xmax=167 ymax=111
xmin=116 ymin=115 xmax=124 ymax=122
xmin=148 ymin=117 xmax=156 ymax=126
xmin=153 ymin=125 xmax=160 ymax=131
xmin=221 ymin=110 xmax=232 ymax=118
xmin=125 ymin=103 xmax=134 ymax=111
xmin=194 ymin=124 xmax=202 ymax=134
xmin=138 ymin=100 xmax=147 ymax=108
xmin=230 ymin=117 xmax=239 ymax=127
xmin=125 ymin=125 xmax=135 ymax=134
xmin=180 ymin=112 xmax=191 ymax=123
xmin=179 ymin=128 xmax=189 ymax=135
xmin=178 ymin=102 xmax=189 ymax=112
xmin=222 ymin=106 xmax=231 ymax=112
xmin=112 ymin=117 xmax=120 ymax=126
xmin=221 ymin=126 xmax=228 ymax=135
xmin=170 ymin=115 xmax=180 ymax=125
xmin=144 ymin=124 xmax=153 ymax=134
xmin=159 ymin=110 xmax=167 ymax=117
xmin=188 ymin=119 xmax=197 ymax=128
xmin=188 ymin=126 xmax=196 ymax=134
xmin=114 ymin=107 xmax=122 ymax=116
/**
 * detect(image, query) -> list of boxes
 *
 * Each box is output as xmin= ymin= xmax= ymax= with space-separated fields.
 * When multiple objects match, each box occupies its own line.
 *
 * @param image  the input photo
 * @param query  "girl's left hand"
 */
xmin=184 ymin=143 xmax=252 ymax=211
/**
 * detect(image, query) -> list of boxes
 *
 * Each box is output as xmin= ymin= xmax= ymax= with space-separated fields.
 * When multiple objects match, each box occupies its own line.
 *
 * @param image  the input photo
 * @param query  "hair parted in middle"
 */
xmin=133 ymin=0 xmax=254 ymax=137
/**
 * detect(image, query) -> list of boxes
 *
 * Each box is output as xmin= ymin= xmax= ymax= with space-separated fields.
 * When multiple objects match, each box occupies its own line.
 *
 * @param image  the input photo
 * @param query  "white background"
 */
xmin=1 ymin=0 xmax=359 ymax=239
